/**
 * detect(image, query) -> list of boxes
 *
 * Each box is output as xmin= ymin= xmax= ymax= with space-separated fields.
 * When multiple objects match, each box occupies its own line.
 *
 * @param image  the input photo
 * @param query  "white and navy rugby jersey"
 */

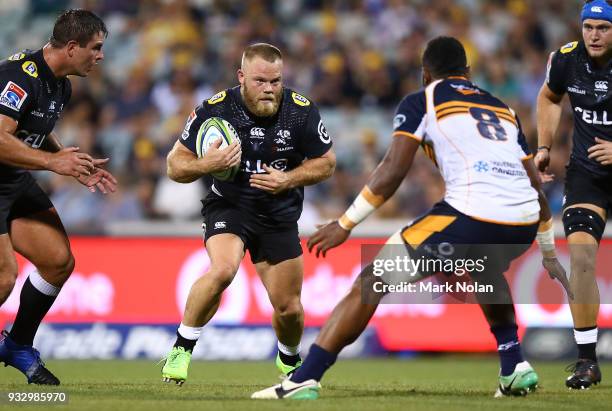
xmin=393 ymin=77 xmax=539 ymax=225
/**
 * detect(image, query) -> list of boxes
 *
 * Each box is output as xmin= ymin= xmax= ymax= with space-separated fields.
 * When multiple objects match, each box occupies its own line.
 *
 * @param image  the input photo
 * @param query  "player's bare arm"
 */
xmin=167 ymin=139 xmax=241 ymax=183
xmin=524 ymin=156 xmax=573 ymax=298
xmin=0 ymin=114 xmax=93 ymax=176
xmin=249 ymin=148 xmax=335 ymax=194
xmin=535 ymin=82 xmax=564 ymax=176
xmin=308 ymin=136 xmax=420 ymax=257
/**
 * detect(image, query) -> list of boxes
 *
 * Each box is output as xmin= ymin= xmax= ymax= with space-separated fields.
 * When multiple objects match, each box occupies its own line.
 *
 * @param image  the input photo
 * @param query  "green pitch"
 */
xmin=0 ymin=357 xmax=610 ymax=410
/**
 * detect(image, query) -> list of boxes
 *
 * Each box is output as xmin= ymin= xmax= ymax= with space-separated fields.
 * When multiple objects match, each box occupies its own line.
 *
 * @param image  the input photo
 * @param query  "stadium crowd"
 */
xmin=0 ymin=0 xmax=585 ymax=232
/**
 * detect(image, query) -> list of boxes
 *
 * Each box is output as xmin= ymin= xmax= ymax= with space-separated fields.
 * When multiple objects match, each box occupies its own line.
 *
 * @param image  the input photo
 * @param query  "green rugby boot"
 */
xmin=276 ymin=352 xmax=302 ymax=376
xmin=161 ymin=347 xmax=192 ymax=386
xmin=494 ymin=361 xmax=539 ymax=397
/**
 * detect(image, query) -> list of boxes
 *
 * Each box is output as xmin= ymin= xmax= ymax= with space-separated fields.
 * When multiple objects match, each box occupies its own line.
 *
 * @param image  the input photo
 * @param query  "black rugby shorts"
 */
xmin=0 ymin=173 xmax=54 ymax=234
xmin=201 ymin=192 xmax=302 ymax=264
xmin=564 ymin=162 xmax=612 ymax=213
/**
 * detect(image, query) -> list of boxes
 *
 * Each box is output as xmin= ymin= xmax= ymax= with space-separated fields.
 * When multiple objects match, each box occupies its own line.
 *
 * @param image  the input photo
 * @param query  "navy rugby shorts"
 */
xmin=399 ymin=201 xmax=538 ymax=278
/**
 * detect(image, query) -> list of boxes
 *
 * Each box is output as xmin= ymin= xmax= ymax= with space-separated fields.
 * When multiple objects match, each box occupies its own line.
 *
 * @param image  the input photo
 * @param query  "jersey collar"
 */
xmin=33 ymin=48 xmax=60 ymax=82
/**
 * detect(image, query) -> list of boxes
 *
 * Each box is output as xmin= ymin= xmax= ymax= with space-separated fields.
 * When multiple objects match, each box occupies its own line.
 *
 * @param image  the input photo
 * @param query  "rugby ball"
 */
xmin=196 ymin=117 xmax=241 ymax=181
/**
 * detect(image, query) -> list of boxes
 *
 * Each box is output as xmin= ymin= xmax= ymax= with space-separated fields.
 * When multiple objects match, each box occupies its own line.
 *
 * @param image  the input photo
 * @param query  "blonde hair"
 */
xmin=241 ymin=43 xmax=282 ymax=68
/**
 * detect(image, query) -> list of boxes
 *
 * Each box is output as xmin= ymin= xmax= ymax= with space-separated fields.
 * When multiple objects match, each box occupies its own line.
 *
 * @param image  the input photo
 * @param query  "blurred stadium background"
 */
xmin=0 ymin=0 xmax=611 ymax=380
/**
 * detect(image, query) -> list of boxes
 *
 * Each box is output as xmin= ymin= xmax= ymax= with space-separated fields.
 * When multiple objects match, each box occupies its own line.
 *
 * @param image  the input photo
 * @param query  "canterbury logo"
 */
xmin=595 ymin=81 xmax=608 ymax=91
xmin=250 ymin=127 xmax=265 ymax=138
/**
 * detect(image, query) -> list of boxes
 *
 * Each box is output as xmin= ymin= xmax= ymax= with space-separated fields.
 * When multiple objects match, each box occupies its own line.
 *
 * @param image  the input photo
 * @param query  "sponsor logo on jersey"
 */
xmin=567 ymin=86 xmax=586 ymax=95
xmin=7 ymin=52 xmax=25 ymax=61
xmin=560 ymin=41 xmax=578 ymax=54
xmin=0 ymin=81 xmax=27 ymax=112
xmin=291 ymin=92 xmax=310 ymax=106
xmin=22 ymin=61 xmax=38 ymax=78
xmin=450 ymin=83 xmax=483 ymax=95
xmin=214 ymin=221 xmax=226 ymax=230
xmin=473 ymin=161 xmax=489 ymax=173
xmin=31 ymin=110 xmax=45 ymax=117
xmin=181 ymin=110 xmax=196 ymax=140
xmin=575 ymin=107 xmax=612 ymax=125
xmin=244 ymin=159 xmax=288 ymax=173
xmin=207 ymin=90 xmax=226 ymax=105
xmin=250 ymin=127 xmax=265 ymax=139
xmin=490 ymin=161 xmax=526 ymax=177
xmin=270 ymin=158 xmax=288 ymax=171
xmin=15 ymin=129 xmax=46 ymax=148
xmin=49 ymin=100 xmax=56 ymax=112
xmin=393 ymin=114 xmax=406 ymax=130
xmin=318 ymin=120 xmax=331 ymax=144
xmin=595 ymin=81 xmax=608 ymax=92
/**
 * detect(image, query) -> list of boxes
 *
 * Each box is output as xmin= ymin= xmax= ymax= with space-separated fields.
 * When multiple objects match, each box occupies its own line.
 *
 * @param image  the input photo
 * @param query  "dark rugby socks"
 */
xmin=491 ymin=324 xmax=524 ymax=376
xmin=9 ymin=272 xmax=60 ymax=346
xmin=290 ymin=344 xmax=337 ymax=383
xmin=279 ymin=350 xmax=301 ymax=366
xmin=574 ymin=326 xmax=598 ymax=362
xmin=278 ymin=341 xmax=301 ymax=366
xmin=173 ymin=323 xmax=202 ymax=352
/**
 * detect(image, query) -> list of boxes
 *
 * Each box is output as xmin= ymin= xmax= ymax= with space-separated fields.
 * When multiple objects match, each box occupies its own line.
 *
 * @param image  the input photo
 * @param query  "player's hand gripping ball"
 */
xmin=196 ymin=117 xmax=241 ymax=181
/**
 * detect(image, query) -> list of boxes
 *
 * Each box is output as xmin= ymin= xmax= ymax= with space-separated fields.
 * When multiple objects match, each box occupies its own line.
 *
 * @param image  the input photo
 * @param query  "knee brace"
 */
xmin=562 ymin=207 xmax=606 ymax=242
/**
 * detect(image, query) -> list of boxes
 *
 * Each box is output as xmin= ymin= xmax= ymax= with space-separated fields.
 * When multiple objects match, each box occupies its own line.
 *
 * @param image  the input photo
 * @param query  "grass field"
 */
xmin=0 ymin=357 xmax=611 ymax=410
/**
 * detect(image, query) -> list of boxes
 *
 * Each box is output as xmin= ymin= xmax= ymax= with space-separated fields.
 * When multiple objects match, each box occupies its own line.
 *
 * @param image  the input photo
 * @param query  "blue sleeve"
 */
xmin=392 ymin=90 xmax=426 ymax=142
xmin=515 ymin=114 xmax=531 ymax=158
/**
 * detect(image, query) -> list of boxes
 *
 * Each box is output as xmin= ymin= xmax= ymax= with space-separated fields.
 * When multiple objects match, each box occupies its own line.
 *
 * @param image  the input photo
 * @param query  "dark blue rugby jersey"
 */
xmin=180 ymin=86 xmax=332 ymax=223
xmin=0 ymin=49 xmax=71 ymax=180
xmin=547 ymin=41 xmax=612 ymax=177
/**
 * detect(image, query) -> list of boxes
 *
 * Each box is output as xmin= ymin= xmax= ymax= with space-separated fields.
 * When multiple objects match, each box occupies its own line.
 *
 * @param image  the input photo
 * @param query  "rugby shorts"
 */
xmin=201 ymin=191 xmax=302 ymax=264
xmin=564 ymin=162 xmax=612 ymax=214
xmin=399 ymin=201 xmax=538 ymax=278
xmin=0 ymin=172 xmax=54 ymax=234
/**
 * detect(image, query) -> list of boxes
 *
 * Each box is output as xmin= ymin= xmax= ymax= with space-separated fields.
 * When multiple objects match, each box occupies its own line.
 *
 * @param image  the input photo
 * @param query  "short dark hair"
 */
xmin=49 ymin=9 xmax=108 ymax=48
xmin=241 ymin=43 xmax=282 ymax=67
xmin=422 ymin=36 xmax=468 ymax=78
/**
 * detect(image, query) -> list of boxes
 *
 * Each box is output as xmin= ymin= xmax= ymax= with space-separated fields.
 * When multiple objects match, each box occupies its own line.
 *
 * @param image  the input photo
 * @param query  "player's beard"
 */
xmin=242 ymin=83 xmax=281 ymax=117
xmin=586 ymin=43 xmax=612 ymax=60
